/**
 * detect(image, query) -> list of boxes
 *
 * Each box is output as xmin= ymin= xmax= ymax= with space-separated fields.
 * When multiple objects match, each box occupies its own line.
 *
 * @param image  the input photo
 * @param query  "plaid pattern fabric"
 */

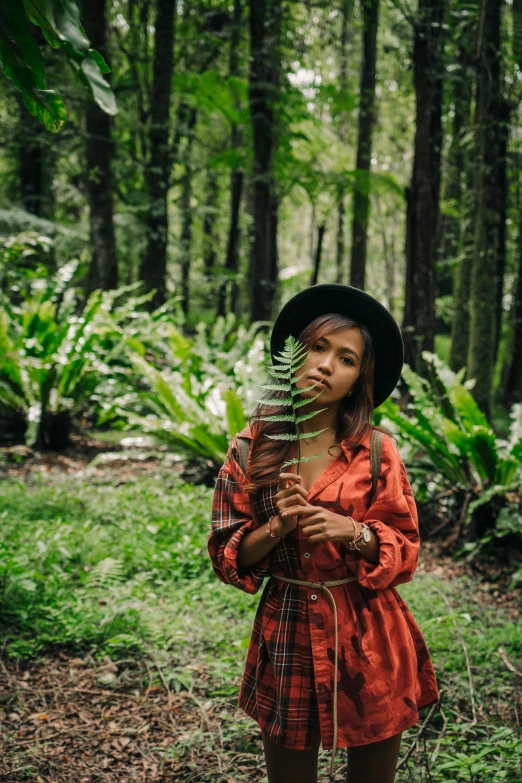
xmin=208 ymin=425 xmax=439 ymax=750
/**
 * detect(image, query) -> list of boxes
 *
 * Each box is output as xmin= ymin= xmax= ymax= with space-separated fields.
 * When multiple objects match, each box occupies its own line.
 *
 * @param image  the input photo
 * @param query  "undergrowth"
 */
xmin=0 ymin=471 xmax=521 ymax=781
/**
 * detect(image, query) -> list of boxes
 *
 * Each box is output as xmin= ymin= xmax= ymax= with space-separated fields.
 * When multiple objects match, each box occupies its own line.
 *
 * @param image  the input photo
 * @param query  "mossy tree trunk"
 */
xmin=467 ymin=0 xmax=503 ymax=419
xmin=350 ymin=0 xmax=380 ymax=291
xmin=139 ymin=0 xmax=176 ymax=311
xmin=248 ymin=0 xmax=282 ymax=322
xmin=403 ymin=0 xmax=445 ymax=373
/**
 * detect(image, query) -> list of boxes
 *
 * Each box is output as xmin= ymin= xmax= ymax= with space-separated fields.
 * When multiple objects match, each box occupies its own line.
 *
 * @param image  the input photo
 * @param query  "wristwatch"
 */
xmin=349 ymin=518 xmax=372 ymax=550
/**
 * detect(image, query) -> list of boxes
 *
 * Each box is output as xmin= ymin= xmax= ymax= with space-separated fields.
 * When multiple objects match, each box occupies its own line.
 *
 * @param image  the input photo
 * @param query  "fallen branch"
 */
xmin=497 ymin=646 xmax=522 ymax=678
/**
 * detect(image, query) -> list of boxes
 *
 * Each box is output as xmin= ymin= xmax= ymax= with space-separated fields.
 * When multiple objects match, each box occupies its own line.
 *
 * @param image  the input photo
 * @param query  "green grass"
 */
xmin=0 ymin=471 xmax=521 ymax=781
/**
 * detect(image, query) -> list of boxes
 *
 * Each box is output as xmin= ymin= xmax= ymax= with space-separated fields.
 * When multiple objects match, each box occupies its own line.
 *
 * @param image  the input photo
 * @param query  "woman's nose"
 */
xmin=317 ymin=357 xmax=334 ymax=373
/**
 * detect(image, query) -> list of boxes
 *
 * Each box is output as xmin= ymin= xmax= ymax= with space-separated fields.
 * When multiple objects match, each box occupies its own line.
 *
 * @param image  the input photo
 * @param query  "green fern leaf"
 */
xmin=253 ymin=397 xmax=294 ymax=407
xmin=281 ymin=448 xmax=331 ymax=468
xmin=252 ymin=335 xmax=329 ymax=475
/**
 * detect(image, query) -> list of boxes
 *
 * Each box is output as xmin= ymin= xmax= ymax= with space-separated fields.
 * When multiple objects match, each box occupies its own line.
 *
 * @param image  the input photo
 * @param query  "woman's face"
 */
xmin=296 ymin=327 xmax=364 ymax=405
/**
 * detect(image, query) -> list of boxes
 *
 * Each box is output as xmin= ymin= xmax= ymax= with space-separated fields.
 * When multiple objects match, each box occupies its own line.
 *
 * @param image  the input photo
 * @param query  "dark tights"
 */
xmin=261 ymin=729 xmax=402 ymax=783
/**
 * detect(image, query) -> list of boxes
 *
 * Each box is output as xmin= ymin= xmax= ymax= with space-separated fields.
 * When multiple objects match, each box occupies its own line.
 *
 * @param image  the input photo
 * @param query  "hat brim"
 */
xmin=270 ymin=284 xmax=404 ymax=409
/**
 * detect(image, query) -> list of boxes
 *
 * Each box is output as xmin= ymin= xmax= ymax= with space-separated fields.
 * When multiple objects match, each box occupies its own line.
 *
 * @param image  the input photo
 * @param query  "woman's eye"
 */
xmin=312 ymin=345 xmax=352 ymax=365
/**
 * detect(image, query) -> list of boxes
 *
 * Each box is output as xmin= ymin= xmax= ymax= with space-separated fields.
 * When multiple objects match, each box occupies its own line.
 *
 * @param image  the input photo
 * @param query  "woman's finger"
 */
xmin=281 ymin=503 xmax=316 ymax=518
xmin=281 ymin=484 xmax=308 ymax=500
xmin=277 ymin=472 xmax=301 ymax=491
xmin=279 ymin=495 xmax=308 ymax=513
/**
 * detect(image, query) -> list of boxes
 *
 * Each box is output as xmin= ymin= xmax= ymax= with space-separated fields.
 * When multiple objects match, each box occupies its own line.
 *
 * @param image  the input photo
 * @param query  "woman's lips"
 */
xmin=309 ymin=376 xmax=330 ymax=388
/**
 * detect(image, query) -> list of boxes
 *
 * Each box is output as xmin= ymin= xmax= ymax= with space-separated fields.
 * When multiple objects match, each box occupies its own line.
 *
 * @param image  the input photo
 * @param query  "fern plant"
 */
xmin=374 ymin=350 xmax=522 ymax=543
xmin=251 ymin=335 xmax=331 ymax=471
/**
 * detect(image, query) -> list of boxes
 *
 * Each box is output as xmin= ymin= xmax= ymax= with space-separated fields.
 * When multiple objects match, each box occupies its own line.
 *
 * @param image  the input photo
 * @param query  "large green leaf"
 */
xmin=24 ymin=0 xmax=117 ymax=116
xmin=222 ymin=388 xmax=247 ymax=440
xmin=0 ymin=1 xmax=66 ymax=131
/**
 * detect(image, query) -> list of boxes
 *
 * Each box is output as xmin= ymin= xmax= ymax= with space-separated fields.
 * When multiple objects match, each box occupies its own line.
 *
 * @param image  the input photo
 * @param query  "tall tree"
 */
xmin=335 ymin=0 xmax=355 ymax=284
xmin=447 ymin=26 xmax=475 ymax=374
xmin=466 ymin=0 xmax=503 ymax=417
xmin=139 ymin=0 xmax=176 ymax=310
xmin=82 ymin=0 xmax=118 ymax=292
xmin=350 ymin=0 xmax=380 ymax=291
xmin=502 ymin=178 xmax=522 ymax=405
xmin=218 ymin=0 xmax=244 ymax=319
xmin=403 ymin=0 xmax=445 ymax=372
xmin=248 ymin=0 xmax=282 ymax=322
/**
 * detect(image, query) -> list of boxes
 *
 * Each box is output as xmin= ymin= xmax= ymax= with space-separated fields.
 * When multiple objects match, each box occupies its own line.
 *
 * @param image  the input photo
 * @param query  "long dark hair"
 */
xmin=244 ymin=313 xmax=390 ymax=500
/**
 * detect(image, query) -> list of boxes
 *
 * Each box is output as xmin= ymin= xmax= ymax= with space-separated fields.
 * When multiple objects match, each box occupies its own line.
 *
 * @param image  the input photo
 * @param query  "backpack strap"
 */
xmin=236 ymin=436 xmax=251 ymax=476
xmin=369 ymin=428 xmax=384 ymax=504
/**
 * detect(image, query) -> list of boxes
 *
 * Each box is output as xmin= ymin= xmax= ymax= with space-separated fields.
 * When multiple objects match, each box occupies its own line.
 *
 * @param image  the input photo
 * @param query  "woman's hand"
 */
xmin=271 ymin=471 xmax=309 ymax=537
xmin=293 ymin=504 xmax=355 ymax=543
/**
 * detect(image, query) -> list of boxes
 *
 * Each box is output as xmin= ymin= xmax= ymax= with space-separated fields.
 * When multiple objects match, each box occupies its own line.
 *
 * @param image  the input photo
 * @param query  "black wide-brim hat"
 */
xmin=270 ymin=284 xmax=404 ymax=409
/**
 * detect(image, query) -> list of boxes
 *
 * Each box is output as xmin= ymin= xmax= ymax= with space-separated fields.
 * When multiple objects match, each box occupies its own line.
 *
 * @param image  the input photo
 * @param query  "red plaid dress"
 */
xmin=207 ymin=425 xmax=439 ymax=750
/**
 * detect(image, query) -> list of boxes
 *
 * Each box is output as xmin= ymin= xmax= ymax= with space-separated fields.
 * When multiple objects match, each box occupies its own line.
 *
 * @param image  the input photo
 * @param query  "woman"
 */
xmin=208 ymin=284 xmax=439 ymax=783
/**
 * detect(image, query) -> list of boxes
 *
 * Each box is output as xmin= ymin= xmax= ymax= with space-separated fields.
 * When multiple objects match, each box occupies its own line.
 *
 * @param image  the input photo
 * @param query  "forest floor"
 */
xmin=0 ymin=433 xmax=521 ymax=782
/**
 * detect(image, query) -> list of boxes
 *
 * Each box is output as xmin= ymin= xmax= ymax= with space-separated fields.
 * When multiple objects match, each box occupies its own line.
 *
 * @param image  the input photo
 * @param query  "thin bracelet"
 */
xmin=349 ymin=517 xmax=365 ymax=551
xmin=266 ymin=516 xmax=284 ymax=539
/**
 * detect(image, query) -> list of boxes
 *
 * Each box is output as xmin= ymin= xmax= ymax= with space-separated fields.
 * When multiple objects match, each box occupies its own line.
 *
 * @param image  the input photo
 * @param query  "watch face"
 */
xmin=362 ymin=526 xmax=371 ymax=542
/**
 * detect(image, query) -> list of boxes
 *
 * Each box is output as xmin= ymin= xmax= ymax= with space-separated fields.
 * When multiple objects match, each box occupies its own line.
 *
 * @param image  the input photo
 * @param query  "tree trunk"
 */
xmin=493 ymin=100 xmax=510 ymax=358
xmin=434 ymin=40 xmax=471 ymax=300
xmin=402 ymin=0 xmax=445 ymax=372
xmin=350 ymin=0 xmax=380 ymax=291
xmin=139 ymin=0 xmax=176 ymax=310
xmin=467 ymin=0 xmax=503 ymax=418
xmin=248 ymin=0 xmax=282 ymax=323
xmin=310 ymin=224 xmax=327 ymax=286
xmin=179 ymin=153 xmax=193 ymax=318
xmin=203 ymin=170 xmax=218 ymax=276
xmin=448 ymin=38 xmax=474 ymax=373
xmin=82 ymin=0 xmax=119 ymax=293
xmin=178 ymin=106 xmax=197 ymax=317
xmin=335 ymin=0 xmax=354 ymax=284
xmin=503 ymin=210 xmax=522 ymax=405
xmin=336 ymin=196 xmax=346 ymax=284
xmin=218 ymin=0 xmax=244 ymax=319
xmin=499 ymin=154 xmax=522 ymax=405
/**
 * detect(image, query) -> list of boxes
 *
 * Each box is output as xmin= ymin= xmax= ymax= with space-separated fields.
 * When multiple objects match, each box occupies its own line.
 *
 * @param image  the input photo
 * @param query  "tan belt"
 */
xmin=271 ymin=574 xmax=357 ymax=782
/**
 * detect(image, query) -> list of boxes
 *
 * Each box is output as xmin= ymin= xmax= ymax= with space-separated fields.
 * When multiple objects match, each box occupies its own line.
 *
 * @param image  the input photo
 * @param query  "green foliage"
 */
xmin=252 ymin=334 xmax=330 ymax=470
xmin=0 ymin=473 xmax=220 ymax=657
xmin=0 ymin=0 xmax=116 ymax=133
xmin=111 ymin=313 xmax=268 ymax=467
xmin=375 ymin=352 xmax=522 ymax=573
xmin=0 ymin=0 xmax=67 ymax=131
xmin=0 ymin=260 xmax=121 ymax=444
xmin=0 ymin=475 xmax=521 ymax=780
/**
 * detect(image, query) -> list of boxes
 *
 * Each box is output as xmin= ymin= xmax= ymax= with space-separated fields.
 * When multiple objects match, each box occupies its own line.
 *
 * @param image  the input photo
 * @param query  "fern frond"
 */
xmin=293 ymin=393 xmax=324 ymax=408
xmin=261 ymin=382 xmax=292 ymax=392
xmin=293 ymin=380 xmax=323 ymax=394
xmin=85 ymin=557 xmax=126 ymax=589
xmin=253 ymin=397 xmax=294 ymax=407
xmin=281 ymin=448 xmax=330 ymax=468
xmin=296 ymin=408 xmax=328 ymax=423
xmin=255 ymin=414 xmax=299 ymax=422
xmin=266 ymin=429 xmax=328 ymax=441
xmin=253 ymin=335 xmax=329 ymax=475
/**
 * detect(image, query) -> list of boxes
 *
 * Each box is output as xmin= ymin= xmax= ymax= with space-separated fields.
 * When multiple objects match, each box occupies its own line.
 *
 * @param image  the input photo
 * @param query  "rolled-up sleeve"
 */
xmin=207 ymin=438 xmax=272 ymax=594
xmin=355 ymin=434 xmax=420 ymax=591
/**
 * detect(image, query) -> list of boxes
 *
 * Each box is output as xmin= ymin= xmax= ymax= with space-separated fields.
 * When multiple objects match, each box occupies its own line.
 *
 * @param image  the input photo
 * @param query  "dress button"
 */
xmin=304 ymin=552 xmax=311 ymax=558
xmin=311 ymin=594 xmax=317 ymax=601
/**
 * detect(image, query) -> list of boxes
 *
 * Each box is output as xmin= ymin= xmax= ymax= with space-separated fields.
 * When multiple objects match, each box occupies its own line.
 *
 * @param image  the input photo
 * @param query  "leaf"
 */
xmin=222 ymin=389 xmax=247 ymax=440
xmin=24 ymin=0 xmax=117 ymax=116
xmin=0 ymin=1 xmax=66 ymax=132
